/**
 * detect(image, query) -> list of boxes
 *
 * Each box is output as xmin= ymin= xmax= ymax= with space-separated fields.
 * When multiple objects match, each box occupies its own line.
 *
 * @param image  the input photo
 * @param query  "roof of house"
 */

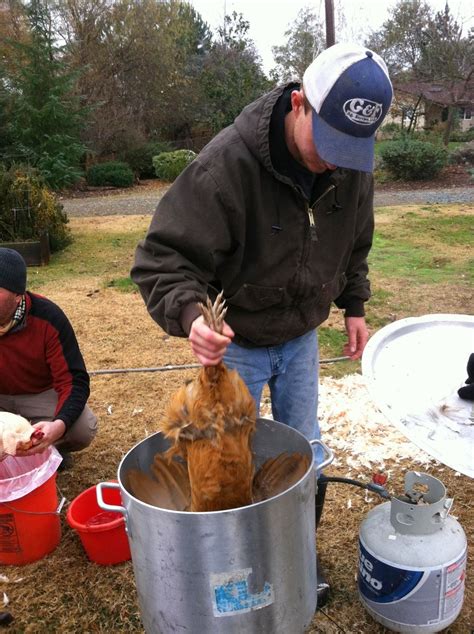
xmin=394 ymin=80 xmax=473 ymax=107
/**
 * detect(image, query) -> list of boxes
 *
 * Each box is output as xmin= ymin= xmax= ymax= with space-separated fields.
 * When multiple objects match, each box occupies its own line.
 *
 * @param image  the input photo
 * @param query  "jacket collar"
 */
xmin=234 ymin=82 xmax=297 ymax=180
xmin=234 ymin=83 xmax=351 ymax=193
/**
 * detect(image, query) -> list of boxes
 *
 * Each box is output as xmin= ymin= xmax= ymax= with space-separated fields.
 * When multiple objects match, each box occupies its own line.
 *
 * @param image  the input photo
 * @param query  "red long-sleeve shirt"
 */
xmin=0 ymin=292 xmax=90 ymax=428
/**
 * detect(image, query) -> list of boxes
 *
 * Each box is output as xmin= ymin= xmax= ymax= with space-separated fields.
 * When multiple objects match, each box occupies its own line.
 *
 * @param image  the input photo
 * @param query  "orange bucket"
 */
xmin=0 ymin=450 xmax=62 ymax=565
xmin=66 ymin=483 xmax=131 ymax=565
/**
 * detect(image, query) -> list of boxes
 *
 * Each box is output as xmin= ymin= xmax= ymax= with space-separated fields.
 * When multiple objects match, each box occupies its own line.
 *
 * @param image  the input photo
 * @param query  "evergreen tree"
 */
xmin=199 ymin=11 xmax=272 ymax=134
xmin=2 ymin=0 xmax=88 ymax=189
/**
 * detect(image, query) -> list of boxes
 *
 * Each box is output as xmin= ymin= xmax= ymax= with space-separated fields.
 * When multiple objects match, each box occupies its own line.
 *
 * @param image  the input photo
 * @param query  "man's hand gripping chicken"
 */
xmin=158 ymin=293 xmax=257 ymax=512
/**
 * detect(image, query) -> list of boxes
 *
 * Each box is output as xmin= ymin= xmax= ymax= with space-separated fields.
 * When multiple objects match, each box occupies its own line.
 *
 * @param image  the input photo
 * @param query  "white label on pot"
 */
xmin=210 ymin=567 xmax=274 ymax=616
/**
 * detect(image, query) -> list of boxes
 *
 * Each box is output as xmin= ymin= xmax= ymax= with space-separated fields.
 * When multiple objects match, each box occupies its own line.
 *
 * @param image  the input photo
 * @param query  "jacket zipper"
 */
xmin=307 ymin=184 xmax=336 ymax=238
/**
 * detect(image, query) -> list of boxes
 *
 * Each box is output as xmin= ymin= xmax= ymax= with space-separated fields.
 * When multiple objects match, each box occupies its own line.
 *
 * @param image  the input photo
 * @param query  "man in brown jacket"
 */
xmin=132 ymin=43 xmax=392 ymax=608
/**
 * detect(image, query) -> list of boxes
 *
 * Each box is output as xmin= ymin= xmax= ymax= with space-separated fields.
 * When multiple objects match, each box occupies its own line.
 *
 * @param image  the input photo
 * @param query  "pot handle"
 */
xmin=309 ymin=439 xmax=334 ymax=471
xmin=96 ymin=482 xmax=130 ymax=535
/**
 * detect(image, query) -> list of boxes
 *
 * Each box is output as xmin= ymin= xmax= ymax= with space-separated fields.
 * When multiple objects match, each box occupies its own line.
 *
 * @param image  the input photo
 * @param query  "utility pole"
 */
xmin=325 ymin=0 xmax=336 ymax=48
xmin=223 ymin=0 xmax=227 ymax=46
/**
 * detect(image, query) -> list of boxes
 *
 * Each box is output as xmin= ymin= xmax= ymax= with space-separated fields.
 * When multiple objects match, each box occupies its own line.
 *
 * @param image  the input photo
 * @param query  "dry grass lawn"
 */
xmin=1 ymin=205 xmax=473 ymax=633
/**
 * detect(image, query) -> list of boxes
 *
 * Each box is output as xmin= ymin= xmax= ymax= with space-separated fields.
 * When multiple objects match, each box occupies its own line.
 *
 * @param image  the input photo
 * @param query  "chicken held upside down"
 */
xmin=127 ymin=294 xmax=311 ymax=511
xmin=158 ymin=293 xmax=257 ymax=512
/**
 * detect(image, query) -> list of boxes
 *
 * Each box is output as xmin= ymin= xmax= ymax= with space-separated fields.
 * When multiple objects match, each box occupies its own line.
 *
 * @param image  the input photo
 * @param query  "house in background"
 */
xmin=387 ymin=80 xmax=473 ymax=132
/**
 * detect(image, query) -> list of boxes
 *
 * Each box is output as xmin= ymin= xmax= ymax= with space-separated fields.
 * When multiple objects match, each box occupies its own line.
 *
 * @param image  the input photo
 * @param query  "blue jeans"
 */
xmin=224 ymin=330 xmax=322 ymax=464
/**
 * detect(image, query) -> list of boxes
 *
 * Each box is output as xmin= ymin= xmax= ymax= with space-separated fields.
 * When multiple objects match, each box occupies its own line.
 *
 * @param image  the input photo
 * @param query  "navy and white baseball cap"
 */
xmin=303 ymin=43 xmax=393 ymax=172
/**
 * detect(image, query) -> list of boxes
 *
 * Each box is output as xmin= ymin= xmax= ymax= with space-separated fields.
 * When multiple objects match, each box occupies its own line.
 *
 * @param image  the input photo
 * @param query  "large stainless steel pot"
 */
xmin=97 ymin=418 xmax=333 ymax=634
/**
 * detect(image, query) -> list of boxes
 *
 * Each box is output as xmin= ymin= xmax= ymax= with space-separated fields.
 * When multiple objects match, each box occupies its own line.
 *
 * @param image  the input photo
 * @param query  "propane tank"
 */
xmin=358 ymin=471 xmax=467 ymax=633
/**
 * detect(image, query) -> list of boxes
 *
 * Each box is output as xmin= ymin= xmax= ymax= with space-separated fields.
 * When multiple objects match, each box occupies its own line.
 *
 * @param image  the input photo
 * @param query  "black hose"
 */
xmin=320 ymin=475 xmax=391 ymax=500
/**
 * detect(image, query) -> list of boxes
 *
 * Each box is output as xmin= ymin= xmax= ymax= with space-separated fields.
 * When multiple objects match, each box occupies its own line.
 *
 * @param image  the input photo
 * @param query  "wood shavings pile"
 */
xmin=318 ymin=374 xmax=436 ymax=471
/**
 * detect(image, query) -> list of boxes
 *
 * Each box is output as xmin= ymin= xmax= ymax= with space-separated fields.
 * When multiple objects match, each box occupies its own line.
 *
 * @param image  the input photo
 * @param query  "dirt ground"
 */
xmin=1 ymin=210 xmax=473 ymax=633
xmin=4 ymin=288 xmax=472 ymax=634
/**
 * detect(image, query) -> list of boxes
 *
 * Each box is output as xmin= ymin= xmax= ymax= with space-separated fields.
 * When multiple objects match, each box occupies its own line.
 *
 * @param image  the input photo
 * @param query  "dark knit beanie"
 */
xmin=0 ymin=248 xmax=27 ymax=294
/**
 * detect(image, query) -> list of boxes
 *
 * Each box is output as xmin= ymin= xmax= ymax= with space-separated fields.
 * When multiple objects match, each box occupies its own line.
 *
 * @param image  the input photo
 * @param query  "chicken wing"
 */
xmin=127 ymin=454 xmax=190 ymax=511
xmin=253 ymin=452 xmax=311 ymax=502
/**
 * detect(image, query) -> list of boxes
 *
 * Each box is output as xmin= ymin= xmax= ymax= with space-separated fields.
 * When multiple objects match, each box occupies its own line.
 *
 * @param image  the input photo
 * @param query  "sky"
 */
xmin=190 ymin=0 xmax=474 ymax=73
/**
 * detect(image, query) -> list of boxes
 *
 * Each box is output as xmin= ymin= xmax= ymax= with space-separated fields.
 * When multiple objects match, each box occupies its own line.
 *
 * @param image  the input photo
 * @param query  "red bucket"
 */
xmin=66 ymin=482 xmax=131 ymax=565
xmin=0 ymin=449 xmax=62 ymax=565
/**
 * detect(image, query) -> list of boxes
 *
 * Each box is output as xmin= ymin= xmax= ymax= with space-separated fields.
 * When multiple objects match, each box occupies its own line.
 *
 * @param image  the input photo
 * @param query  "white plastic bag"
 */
xmin=0 ymin=446 xmax=62 ymax=502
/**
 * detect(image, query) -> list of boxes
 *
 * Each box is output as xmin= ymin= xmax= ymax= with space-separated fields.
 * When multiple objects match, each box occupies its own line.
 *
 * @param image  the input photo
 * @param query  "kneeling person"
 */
xmin=0 ymin=248 xmax=97 ymax=465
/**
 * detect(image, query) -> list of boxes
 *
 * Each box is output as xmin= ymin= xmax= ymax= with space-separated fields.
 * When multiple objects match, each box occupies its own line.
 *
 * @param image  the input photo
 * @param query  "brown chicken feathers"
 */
xmin=127 ymin=294 xmax=310 ymax=512
xmin=158 ymin=293 xmax=257 ymax=512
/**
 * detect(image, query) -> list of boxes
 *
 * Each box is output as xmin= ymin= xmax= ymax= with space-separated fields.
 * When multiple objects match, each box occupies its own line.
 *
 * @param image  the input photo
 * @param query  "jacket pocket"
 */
xmin=227 ymin=283 xmax=284 ymax=312
xmin=318 ymin=272 xmax=347 ymax=305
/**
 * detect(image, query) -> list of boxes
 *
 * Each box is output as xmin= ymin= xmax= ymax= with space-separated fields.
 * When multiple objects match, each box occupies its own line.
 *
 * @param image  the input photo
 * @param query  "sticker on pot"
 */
xmin=210 ymin=567 xmax=274 ymax=616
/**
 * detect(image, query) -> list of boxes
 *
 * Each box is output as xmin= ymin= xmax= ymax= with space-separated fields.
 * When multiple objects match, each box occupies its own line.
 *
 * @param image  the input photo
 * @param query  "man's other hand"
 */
xmin=343 ymin=316 xmax=369 ymax=360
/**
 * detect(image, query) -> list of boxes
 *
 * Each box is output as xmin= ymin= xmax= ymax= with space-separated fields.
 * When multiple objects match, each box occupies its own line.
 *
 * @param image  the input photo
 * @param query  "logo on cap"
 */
xmin=343 ymin=99 xmax=383 ymax=126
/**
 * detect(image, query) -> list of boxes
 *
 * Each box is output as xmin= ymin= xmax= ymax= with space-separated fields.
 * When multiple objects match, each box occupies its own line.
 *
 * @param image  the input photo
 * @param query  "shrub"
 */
xmin=86 ymin=161 xmax=134 ymax=188
xmin=0 ymin=164 xmax=71 ymax=251
xmin=380 ymin=138 xmax=448 ymax=180
xmin=378 ymin=122 xmax=401 ymax=139
xmin=153 ymin=150 xmax=197 ymax=182
xmin=121 ymin=141 xmax=172 ymax=179
xmin=410 ymin=129 xmax=444 ymax=144
xmin=448 ymin=141 xmax=474 ymax=167
xmin=35 ymin=150 xmax=85 ymax=190
xmin=449 ymin=128 xmax=474 ymax=143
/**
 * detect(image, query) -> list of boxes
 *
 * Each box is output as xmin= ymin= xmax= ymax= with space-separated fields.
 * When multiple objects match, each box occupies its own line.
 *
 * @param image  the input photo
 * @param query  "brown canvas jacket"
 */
xmin=132 ymin=83 xmax=374 ymax=347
